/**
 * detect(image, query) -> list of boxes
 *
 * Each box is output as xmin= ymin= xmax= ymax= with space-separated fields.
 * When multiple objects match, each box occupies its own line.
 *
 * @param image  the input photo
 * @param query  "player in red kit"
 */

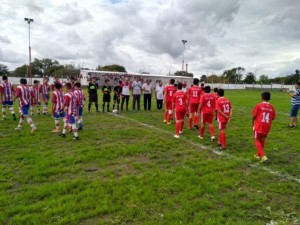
xmin=51 ymin=83 xmax=66 ymax=133
xmin=252 ymin=92 xmax=276 ymax=162
xmin=187 ymin=78 xmax=202 ymax=129
xmin=198 ymin=86 xmax=216 ymax=141
xmin=14 ymin=78 xmax=37 ymax=132
xmin=30 ymin=80 xmax=41 ymax=115
xmin=61 ymin=82 xmax=79 ymax=140
xmin=163 ymin=79 xmax=176 ymax=124
xmin=39 ymin=77 xmax=50 ymax=115
xmin=172 ymin=83 xmax=187 ymax=138
xmin=215 ymin=89 xmax=232 ymax=150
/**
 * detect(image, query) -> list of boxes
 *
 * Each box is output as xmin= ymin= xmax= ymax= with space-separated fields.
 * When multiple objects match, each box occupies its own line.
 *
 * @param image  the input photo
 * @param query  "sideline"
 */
xmin=112 ymin=113 xmax=300 ymax=184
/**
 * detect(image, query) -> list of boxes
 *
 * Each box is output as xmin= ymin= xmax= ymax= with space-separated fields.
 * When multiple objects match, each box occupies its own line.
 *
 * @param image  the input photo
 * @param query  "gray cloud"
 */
xmin=0 ymin=36 xmax=11 ymax=44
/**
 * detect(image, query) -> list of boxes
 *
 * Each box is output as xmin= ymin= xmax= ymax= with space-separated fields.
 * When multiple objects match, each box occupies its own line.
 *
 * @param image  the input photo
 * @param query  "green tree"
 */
xmin=207 ymin=74 xmax=222 ymax=83
xmin=243 ymin=72 xmax=256 ymax=84
xmin=32 ymin=58 xmax=61 ymax=76
xmin=52 ymin=64 xmax=80 ymax=78
xmin=258 ymin=75 xmax=269 ymax=84
xmin=13 ymin=65 xmax=28 ymax=77
xmin=97 ymin=64 xmax=127 ymax=72
xmin=0 ymin=64 xmax=10 ymax=76
xmin=200 ymin=75 xmax=207 ymax=82
xmin=174 ymin=71 xmax=193 ymax=77
xmin=222 ymin=67 xmax=245 ymax=83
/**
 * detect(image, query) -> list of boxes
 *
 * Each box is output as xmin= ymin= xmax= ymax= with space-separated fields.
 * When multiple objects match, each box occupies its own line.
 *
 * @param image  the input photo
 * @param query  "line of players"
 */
xmin=0 ymin=75 xmax=85 ymax=140
xmin=164 ymin=78 xmax=275 ymax=163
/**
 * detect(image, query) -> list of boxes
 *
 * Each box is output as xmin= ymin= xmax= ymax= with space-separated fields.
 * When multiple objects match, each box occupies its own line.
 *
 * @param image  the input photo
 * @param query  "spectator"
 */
xmin=132 ymin=77 xmax=142 ymax=111
xmin=286 ymin=82 xmax=300 ymax=128
xmin=155 ymin=81 xmax=164 ymax=110
xmin=142 ymin=79 xmax=153 ymax=111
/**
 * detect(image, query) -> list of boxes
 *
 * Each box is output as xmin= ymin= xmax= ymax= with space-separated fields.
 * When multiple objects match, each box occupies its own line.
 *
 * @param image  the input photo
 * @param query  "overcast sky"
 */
xmin=1 ymin=0 xmax=299 ymax=78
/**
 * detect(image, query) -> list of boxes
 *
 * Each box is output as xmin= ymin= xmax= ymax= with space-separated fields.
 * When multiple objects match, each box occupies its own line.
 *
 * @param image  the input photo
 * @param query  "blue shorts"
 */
xmin=2 ymin=101 xmax=13 ymax=106
xmin=53 ymin=111 xmax=66 ymax=119
xmin=43 ymin=94 xmax=49 ymax=101
xmin=21 ymin=104 xmax=30 ymax=116
xmin=290 ymin=104 xmax=300 ymax=117
xmin=78 ymin=107 xmax=83 ymax=116
xmin=67 ymin=114 xmax=76 ymax=124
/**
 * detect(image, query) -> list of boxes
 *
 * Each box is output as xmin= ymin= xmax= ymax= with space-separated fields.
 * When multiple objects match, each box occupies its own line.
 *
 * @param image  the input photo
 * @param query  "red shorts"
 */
xmin=165 ymin=101 xmax=172 ymax=111
xmin=254 ymin=131 xmax=268 ymax=139
xmin=201 ymin=113 xmax=213 ymax=124
xmin=176 ymin=110 xmax=186 ymax=121
xmin=189 ymin=103 xmax=199 ymax=113
xmin=218 ymin=121 xmax=228 ymax=130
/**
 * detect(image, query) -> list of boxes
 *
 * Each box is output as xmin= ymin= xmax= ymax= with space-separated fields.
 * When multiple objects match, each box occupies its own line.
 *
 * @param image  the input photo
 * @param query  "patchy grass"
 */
xmin=0 ymin=89 xmax=299 ymax=225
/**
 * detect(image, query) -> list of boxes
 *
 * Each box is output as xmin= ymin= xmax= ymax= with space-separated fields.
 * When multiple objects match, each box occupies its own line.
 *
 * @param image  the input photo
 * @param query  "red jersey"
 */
xmin=64 ymin=92 xmax=77 ymax=115
xmin=165 ymin=85 xmax=177 ymax=102
xmin=252 ymin=102 xmax=276 ymax=134
xmin=74 ymin=89 xmax=85 ymax=107
xmin=15 ymin=85 xmax=31 ymax=107
xmin=52 ymin=90 xmax=64 ymax=113
xmin=39 ymin=82 xmax=50 ymax=95
xmin=188 ymin=85 xmax=202 ymax=104
xmin=215 ymin=97 xmax=232 ymax=122
xmin=172 ymin=90 xmax=187 ymax=111
xmin=0 ymin=81 xmax=15 ymax=101
xmin=30 ymin=86 xmax=40 ymax=105
xmin=200 ymin=93 xmax=216 ymax=114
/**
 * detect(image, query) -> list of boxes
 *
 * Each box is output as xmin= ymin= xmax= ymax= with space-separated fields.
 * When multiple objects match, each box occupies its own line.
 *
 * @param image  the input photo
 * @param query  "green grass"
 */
xmin=0 ymin=90 xmax=299 ymax=225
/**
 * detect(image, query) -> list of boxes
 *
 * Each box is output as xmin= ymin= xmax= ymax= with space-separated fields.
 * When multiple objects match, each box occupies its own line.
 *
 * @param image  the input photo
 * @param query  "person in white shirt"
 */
xmin=142 ymin=79 xmax=153 ymax=111
xmin=131 ymin=76 xmax=142 ymax=111
xmin=121 ymin=77 xmax=131 ymax=111
xmin=155 ymin=81 xmax=164 ymax=110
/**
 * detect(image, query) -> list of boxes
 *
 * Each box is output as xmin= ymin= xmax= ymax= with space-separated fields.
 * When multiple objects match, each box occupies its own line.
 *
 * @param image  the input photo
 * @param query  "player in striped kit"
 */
xmin=51 ymin=83 xmax=66 ymax=133
xmin=0 ymin=75 xmax=16 ymax=121
xmin=13 ymin=78 xmax=37 ymax=132
xmin=30 ymin=80 xmax=41 ymax=116
xmin=39 ymin=77 xmax=50 ymax=115
xmin=61 ymin=82 xmax=79 ymax=140
xmin=74 ymin=82 xmax=85 ymax=130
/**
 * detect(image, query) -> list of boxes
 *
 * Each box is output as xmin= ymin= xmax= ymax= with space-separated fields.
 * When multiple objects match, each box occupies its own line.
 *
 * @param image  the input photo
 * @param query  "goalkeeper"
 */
xmin=102 ymin=79 xmax=112 ymax=112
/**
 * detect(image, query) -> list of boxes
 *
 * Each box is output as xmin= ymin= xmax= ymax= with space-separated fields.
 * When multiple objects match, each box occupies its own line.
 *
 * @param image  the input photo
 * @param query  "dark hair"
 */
xmin=20 ymin=78 xmax=27 ymax=85
xmin=74 ymin=82 xmax=81 ymax=88
xmin=119 ymin=80 xmax=122 ymax=84
xmin=193 ymin=78 xmax=199 ymax=85
xmin=217 ymin=88 xmax=225 ymax=97
xmin=2 ymin=75 xmax=8 ymax=80
xmin=105 ymin=79 xmax=109 ymax=83
xmin=213 ymin=87 xmax=218 ymax=93
xmin=200 ymin=83 xmax=205 ymax=87
xmin=170 ymin=79 xmax=175 ymax=85
xmin=65 ymin=82 xmax=72 ymax=90
xmin=70 ymin=76 xmax=75 ymax=80
xmin=177 ymin=82 xmax=183 ymax=90
xmin=261 ymin=92 xmax=271 ymax=101
xmin=55 ymin=83 xmax=62 ymax=90
xmin=33 ymin=80 xmax=39 ymax=84
xmin=204 ymin=86 xmax=211 ymax=93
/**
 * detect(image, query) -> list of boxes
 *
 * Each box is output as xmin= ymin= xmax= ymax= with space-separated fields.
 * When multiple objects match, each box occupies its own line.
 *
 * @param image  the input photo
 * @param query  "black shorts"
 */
xmin=103 ymin=94 xmax=111 ymax=102
xmin=89 ymin=94 xmax=98 ymax=103
xmin=114 ymin=94 xmax=120 ymax=101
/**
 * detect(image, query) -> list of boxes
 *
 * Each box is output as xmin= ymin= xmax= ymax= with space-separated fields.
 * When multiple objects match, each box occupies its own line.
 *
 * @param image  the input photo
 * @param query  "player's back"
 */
xmin=188 ymin=86 xmax=202 ymax=103
xmin=173 ymin=91 xmax=186 ymax=111
xmin=253 ymin=102 xmax=275 ymax=134
xmin=201 ymin=93 xmax=216 ymax=114
xmin=216 ymin=97 xmax=231 ymax=121
xmin=165 ymin=85 xmax=177 ymax=102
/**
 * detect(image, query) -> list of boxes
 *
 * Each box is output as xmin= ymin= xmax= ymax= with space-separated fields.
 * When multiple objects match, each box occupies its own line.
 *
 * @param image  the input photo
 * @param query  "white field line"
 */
xmin=112 ymin=113 xmax=300 ymax=184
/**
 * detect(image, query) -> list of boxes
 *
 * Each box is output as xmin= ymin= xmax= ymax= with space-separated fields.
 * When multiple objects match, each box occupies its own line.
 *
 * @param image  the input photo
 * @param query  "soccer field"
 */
xmin=0 ymin=90 xmax=299 ymax=225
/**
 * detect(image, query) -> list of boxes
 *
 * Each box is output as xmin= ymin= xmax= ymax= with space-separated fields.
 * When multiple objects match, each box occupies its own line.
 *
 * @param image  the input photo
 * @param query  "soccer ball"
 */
xmin=112 ymin=109 xmax=118 ymax=113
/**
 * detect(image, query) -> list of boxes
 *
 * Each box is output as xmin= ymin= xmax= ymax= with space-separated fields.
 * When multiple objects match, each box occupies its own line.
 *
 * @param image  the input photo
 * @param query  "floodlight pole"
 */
xmin=182 ymin=40 xmax=187 ymax=72
xmin=24 ymin=18 xmax=34 ymax=85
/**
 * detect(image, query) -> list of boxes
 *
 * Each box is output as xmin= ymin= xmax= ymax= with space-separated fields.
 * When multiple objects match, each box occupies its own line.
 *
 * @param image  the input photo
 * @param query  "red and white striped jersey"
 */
xmin=52 ymin=90 xmax=64 ymax=113
xmin=39 ymin=82 xmax=50 ymax=95
xmin=30 ymin=86 xmax=40 ymax=105
xmin=15 ymin=85 xmax=30 ymax=107
xmin=73 ymin=89 xmax=85 ymax=107
xmin=0 ymin=81 xmax=15 ymax=101
xmin=63 ymin=91 xmax=77 ymax=115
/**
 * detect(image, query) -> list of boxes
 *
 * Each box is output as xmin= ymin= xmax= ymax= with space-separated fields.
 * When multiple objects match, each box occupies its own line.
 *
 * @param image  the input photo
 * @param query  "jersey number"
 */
xmin=223 ymin=104 xmax=230 ymax=113
xmin=178 ymin=98 xmax=183 ymax=106
xmin=192 ymin=91 xmax=198 ymax=97
xmin=261 ymin=112 xmax=270 ymax=123
xmin=207 ymin=100 xmax=211 ymax=108
xmin=169 ymin=91 xmax=173 ymax=96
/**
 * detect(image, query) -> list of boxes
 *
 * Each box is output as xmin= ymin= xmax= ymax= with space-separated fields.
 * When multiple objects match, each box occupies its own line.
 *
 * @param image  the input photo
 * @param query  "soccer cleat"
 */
xmin=166 ymin=122 xmax=171 ymax=125
xmin=52 ymin=128 xmax=61 ymax=133
xmin=260 ymin=156 xmax=268 ymax=163
xmin=219 ymin=146 xmax=226 ymax=150
xmin=254 ymin=155 xmax=260 ymax=160
xmin=288 ymin=125 xmax=295 ymax=128
xmin=198 ymin=135 xmax=203 ymax=139
xmin=31 ymin=127 xmax=38 ymax=133
xmin=211 ymin=136 xmax=215 ymax=142
xmin=12 ymin=114 xmax=17 ymax=121
xmin=15 ymin=126 xmax=21 ymax=131
xmin=73 ymin=136 xmax=79 ymax=140
xmin=163 ymin=120 xmax=167 ymax=123
xmin=60 ymin=133 xmax=66 ymax=138
xmin=78 ymin=126 xmax=83 ymax=131
xmin=174 ymin=135 xmax=180 ymax=139
xmin=179 ymin=130 xmax=183 ymax=134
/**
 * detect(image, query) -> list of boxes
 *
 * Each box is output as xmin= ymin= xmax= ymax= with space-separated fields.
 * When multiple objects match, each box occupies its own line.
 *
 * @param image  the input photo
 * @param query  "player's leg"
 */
xmin=70 ymin=115 xmax=79 ymax=140
xmin=180 ymin=110 xmax=186 ymax=134
xmin=207 ymin=114 xmax=215 ymax=141
xmin=2 ymin=103 xmax=7 ymax=119
xmin=188 ymin=104 xmax=194 ymax=129
xmin=163 ymin=102 xmax=168 ymax=123
xmin=174 ymin=110 xmax=182 ymax=138
xmin=7 ymin=101 xmax=16 ymax=120
xmin=95 ymin=96 xmax=99 ymax=112
xmin=199 ymin=112 xmax=205 ymax=138
xmin=23 ymin=105 xmax=37 ymax=132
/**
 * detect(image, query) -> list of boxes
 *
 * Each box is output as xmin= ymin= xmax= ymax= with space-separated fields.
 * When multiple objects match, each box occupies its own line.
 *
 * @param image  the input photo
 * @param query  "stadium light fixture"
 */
xmin=24 ymin=18 xmax=34 ymax=85
xmin=182 ymin=40 xmax=187 ymax=72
